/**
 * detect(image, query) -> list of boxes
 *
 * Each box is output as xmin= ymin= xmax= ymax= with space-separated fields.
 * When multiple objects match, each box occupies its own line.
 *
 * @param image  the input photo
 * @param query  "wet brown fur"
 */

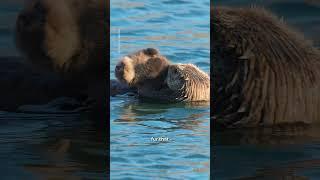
xmin=167 ymin=64 xmax=210 ymax=102
xmin=212 ymin=7 xmax=320 ymax=128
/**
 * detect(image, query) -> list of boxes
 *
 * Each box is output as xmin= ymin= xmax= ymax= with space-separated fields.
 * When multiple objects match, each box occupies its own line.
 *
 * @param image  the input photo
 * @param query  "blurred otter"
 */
xmin=15 ymin=0 xmax=107 ymax=110
xmin=212 ymin=7 xmax=320 ymax=128
xmin=166 ymin=64 xmax=210 ymax=102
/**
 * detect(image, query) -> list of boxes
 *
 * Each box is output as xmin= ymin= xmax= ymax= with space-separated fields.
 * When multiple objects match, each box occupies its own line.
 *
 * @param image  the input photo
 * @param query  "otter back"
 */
xmin=212 ymin=7 xmax=320 ymax=128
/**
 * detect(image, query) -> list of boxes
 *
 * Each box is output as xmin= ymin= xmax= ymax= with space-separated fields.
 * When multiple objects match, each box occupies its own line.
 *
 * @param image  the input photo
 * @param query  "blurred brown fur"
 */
xmin=16 ymin=0 xmax=106 ymax=81
xmin=15 ymin=0 xmax=108 ymax=111
xmin=212 ymin=7 xmax=320 ymax=128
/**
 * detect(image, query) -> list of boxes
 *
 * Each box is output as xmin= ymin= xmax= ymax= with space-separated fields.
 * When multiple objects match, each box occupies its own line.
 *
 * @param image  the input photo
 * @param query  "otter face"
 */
xmin=166 ymin=64 xmax=187 ymax=91
xmin=115 ymin=48 xmax=169 ymax=86
xmin=16 ymin=1 xmax=47 ymax=33
xmin=16 ymin=1 xmax=49 ymax=67
xmin=16 ymin=0 xmax=80 ymax=71
xmin=115 ymin=56 xmax=135 ymax=85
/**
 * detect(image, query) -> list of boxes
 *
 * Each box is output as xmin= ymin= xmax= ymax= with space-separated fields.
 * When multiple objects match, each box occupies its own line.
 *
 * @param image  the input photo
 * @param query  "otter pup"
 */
xmin=212 ymin=7 xmax=320 ymax=128
xmin=15 ymin=0 xmax=106 ymax=82
xmin=166 ymin=64 xmax=210 ymax=102
xmin=15 ymin=0 xmax=107 ymax=110
xmin=115 ymin=48 xmax=171 ymax=98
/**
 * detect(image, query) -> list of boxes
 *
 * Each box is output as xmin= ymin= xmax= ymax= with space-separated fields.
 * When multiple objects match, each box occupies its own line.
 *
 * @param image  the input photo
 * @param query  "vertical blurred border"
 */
xmin=106 ymin=0 xmax=111 ymax=178
xmin=210 ymin=0 xmax=214 ymax=179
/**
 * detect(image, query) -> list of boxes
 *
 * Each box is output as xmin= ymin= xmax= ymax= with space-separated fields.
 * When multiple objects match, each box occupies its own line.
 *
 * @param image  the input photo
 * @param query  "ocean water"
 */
xmin=0 ymin=1 xmax=107 ymax=179
xmin=110 ymin=0 xmax=210 ymax=179
xmin=214 ymin=1 xmax=320 ymax=179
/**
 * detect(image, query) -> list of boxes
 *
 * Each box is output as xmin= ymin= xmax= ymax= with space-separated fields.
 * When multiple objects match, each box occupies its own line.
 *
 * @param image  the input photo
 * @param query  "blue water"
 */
xmin=0 ymin=2 xmax=107 ymax=179
xmin=214 ymin=1 xmax=320 ymax=179
xmin=110 ymin=0 xmax=210 ymax=179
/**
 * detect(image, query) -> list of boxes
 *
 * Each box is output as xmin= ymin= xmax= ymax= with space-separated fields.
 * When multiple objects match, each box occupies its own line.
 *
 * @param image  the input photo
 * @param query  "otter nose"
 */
xmin=115 ymin=64 xmax=122 ymax=72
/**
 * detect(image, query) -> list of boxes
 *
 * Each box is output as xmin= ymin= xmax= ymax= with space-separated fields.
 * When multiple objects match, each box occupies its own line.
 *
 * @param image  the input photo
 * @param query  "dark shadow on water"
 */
xmin=0 ymin=112 xmax=107 ymax=179
xmin=234 ymin=159 xmax=320 ymax=179
xmin=213 ymin=124 xmax=320 ymax=179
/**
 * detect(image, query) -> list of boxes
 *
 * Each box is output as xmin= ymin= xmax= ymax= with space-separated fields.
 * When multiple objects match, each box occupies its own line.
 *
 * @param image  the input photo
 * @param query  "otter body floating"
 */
xmin=212 ymin=7 xmax=320 ymax=128
xmin=115 ymin=48 xmax=210 ymax=102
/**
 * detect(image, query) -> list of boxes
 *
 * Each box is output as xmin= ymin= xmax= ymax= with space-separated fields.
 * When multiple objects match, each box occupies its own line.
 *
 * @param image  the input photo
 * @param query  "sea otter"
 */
xmin=114 ymin=48 xmax=172 ymax=99
xmin=212 ymin=7 xmax=320 ymax=128
xmin=16 ymin=0 xmax=106 ymax=80
xmin=114 ymin=49 xmax=210 ymax=102
xmin=166 ymin=64 xmax=210 ymax=102
xmin=15 ymin=0 xmax=107 ymax=110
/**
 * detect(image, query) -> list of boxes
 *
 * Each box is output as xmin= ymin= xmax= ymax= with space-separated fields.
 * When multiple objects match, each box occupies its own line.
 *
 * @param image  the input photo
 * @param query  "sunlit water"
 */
xmin=110 ymin=0 xmax=210 ymax=179
xmin=214 ymin=0 xmax=320 ymax=179
xmin=0 ymin=1 xmax=107 ymax=179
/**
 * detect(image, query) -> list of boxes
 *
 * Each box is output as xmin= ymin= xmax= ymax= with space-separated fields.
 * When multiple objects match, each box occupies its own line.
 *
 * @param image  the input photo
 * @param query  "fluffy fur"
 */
xmin=166 ymin=64 xmax=210 ymax=102
xmin=212 ymin=7 xmax=320 ymax=128
xmin=15 ymin=0 xmax=106 ymax=82
xmin=14 ymin=0 xmax=108 ymax=112
xmin=115 ymin=48 xmax=170 ymax=89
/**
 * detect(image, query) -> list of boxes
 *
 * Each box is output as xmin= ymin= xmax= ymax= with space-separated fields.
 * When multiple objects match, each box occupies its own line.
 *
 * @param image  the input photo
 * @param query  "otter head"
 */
xmin=115 ymin=56 xmax=135 ymax=86
xmin=166 ymin=64 xmax=188 ymax=91
xmin=115 ymin=48 xmax=170 ymax=87
xmin=16 ymin=0 xmax=81 ymax=72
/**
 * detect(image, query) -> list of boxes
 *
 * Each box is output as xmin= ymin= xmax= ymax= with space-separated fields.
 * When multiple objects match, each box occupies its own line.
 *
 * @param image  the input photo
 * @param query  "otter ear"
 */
xmin=143 ymin=48 xmax=159 ymax=56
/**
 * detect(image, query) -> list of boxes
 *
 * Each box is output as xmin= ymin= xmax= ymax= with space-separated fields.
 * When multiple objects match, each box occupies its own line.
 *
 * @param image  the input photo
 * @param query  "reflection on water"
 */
xmin=214 ymin=126 xmax=320 ymax=179
xmin=214 ymin=0 xmax=320 ymax=179
xmin=0 ymin=112 xmax=107 ymax=179
xmin=110 ymin=0 xmax=210 ymax=179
